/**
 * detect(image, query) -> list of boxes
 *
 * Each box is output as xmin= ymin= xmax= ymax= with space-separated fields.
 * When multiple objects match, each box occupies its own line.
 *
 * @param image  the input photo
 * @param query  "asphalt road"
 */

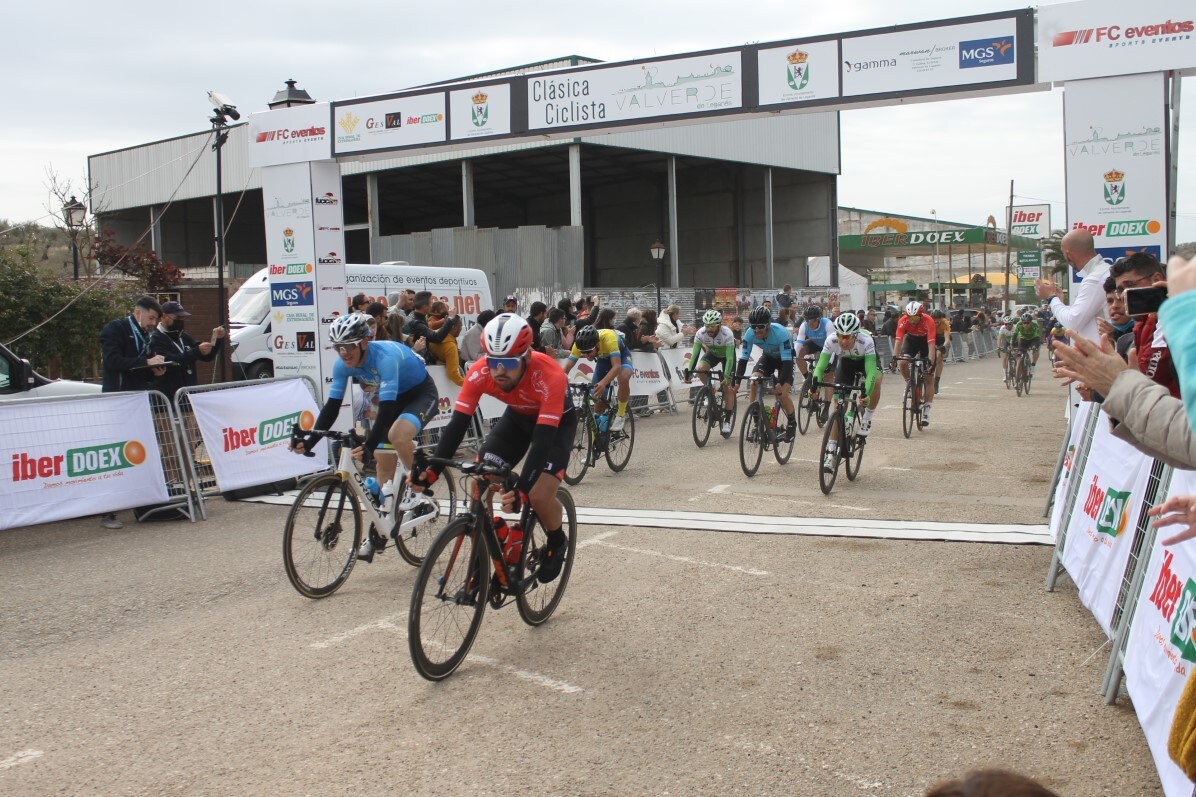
xmin=0 ymin=357 xmax=1163 ymax=796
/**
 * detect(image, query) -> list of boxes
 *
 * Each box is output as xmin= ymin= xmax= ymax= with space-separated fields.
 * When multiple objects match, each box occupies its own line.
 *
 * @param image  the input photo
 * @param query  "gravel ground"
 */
xmin=0 ymin=358 xmax=1163 ymax=796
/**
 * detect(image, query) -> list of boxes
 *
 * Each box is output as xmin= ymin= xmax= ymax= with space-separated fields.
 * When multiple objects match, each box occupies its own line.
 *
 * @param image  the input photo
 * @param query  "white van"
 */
xmin=0 ymin=342 xmax=100 ymax=400
xmin=229 ymin=262 xmax=494 ymax=379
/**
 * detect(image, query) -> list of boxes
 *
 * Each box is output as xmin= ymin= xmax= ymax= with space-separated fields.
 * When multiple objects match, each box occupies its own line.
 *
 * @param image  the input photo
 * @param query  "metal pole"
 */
xmin=1003 ymin=179 xmax=1014 ymax=314
xmin=1168 ymin=71 xmax=1182 ymax=255
xmin=71 ymin=238 xmax=80 ymax=281
xmin=212 ymin=117 xmax=228 ymax=382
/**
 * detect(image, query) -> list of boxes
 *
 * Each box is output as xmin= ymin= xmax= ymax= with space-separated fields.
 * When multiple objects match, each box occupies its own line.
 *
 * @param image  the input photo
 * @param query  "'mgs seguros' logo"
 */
xmin=223 ymin=410 xmax=315 ymax=453
xmin=11 ymin=441 xmax=147 ymax=483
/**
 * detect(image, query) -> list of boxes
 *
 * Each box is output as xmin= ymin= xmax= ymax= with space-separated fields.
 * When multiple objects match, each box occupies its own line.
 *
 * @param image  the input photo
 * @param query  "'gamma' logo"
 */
xmin=10 ymin=441 xmax=147 ymax=482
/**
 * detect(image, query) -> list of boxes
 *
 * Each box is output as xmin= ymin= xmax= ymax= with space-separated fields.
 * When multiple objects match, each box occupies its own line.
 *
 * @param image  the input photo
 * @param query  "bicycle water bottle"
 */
xmin=597 ymin=413 xmax=609 ymax=433
xmin=493 ymin=517 xmax=524 ymax=566
xmin=363 ymin=477 xmax=382 ymax=506
xmin=764 ymin=405 xmax=775 ymax=428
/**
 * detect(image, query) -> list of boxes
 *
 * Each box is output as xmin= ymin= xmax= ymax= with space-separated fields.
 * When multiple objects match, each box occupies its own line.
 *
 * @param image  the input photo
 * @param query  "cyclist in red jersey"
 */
xmin=413 ymin=314 xmax=575 ymax=582
xmin=893 ymin=300 xmax=938 ymax=426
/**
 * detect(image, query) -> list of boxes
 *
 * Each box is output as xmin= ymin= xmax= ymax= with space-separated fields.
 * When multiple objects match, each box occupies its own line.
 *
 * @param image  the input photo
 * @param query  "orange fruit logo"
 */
xmin=299 ymin=410 xmax=316 ymax=431
xmin=123 ymin=440 xmax=147 ymax=466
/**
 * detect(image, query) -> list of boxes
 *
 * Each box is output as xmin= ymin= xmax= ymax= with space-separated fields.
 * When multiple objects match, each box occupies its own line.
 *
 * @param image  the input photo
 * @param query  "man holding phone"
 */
xmin=1035 ymin=229 xmax=1109 ymax=343
xmin=1115 ymin=252 xmax=1178 ymax=399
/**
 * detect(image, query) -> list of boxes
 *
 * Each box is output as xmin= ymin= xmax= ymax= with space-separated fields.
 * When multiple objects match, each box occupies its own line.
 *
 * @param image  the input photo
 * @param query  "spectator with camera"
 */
xmin=1112 ymin=252 xmax=1177 ymax=398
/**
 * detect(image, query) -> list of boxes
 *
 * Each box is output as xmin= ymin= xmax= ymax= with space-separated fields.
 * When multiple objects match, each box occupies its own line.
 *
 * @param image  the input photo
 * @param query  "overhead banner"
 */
xmin=1039 ymin=0 xmax=1196 ymax=83
xmin=246 ymin=103 xmax=331 ymax=168
xmin=0 ymin=393 xmax=169 ymax=530
xmin=333 ymin=92 xmax=447 ymax=156
xmin=449 ymin=84 xmax=512 ymax=140
xmin=526 ymin=51 xmax=743 ymax=131
xmin=188 ymin=380 xmax=329 ymax=493
xmin=1123 ymin=467 xmax=1196 ymax=797
xmin=757 ymin=40 xmax=841 ymax=106
xmin=1059 ymin=421 xmax=1154 ymax=635
xmin=841 ymin=16 xmax=1020 ymax=97
xmin=1063 ymin=72 xmax=1169 ymax=268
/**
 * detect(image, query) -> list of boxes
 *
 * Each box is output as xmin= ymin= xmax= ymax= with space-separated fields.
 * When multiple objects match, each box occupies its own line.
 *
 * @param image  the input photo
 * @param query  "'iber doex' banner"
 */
xmin=188 ymin=380 xmax=328 ymax=493
xmin=0 ymin=393 xmax=169 ymax=530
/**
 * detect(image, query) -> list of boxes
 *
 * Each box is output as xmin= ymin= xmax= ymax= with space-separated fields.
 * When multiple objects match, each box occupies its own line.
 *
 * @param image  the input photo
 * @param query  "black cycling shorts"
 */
xmin=1015 ymin=337 xmax=1040 ymax=351
xmin=799 ymin=339 xmax=824 ymax=356
xmin=752 ymin=354 xmax=795 ymax=386
xmin=698 ymin=351 xmax=727 ymax=371
xmin=900 ymin=336 xmax=930 ymax=361
xmin=376 ymin=375 xmax=440 ymax=447
xmin=479 ymin=407 xmax=578 ymax=483
xmin=834 ymin=357 xmax=868 ymax=391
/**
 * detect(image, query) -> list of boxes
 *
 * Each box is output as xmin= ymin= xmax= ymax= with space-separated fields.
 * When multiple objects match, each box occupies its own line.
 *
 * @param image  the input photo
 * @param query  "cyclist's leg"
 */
xmin=796 ymin=342 xmax=812 ymax=376
xmin=1031 ymin=341 xmax=1040 ymax=369
xmin=615 ymin=361 xmax=632 ymax=417
xmin=591 ymin=359 xmax=612 ymax=415
xmin=527 ymin=412 xmax=575 ymax=581
xmin=777 ymin=360 xmax=795 ymax=417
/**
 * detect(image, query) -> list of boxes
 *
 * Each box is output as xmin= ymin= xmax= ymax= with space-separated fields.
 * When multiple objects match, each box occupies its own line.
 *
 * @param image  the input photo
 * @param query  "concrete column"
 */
xmin=149 ymin=206 xmax=162 ymax=255
xmin=367 ymin=172 xmax=380 ymax=261
xmin=764 ymin=167 xmax=775 ymax=288
xmin=461 ymin=161 xmax=475 ymax=227
xmin=667 ymin=156 xmax=679 ymax=286
xmin=827 ymin=175 xmax=839 ymax=288
xmin=568 ymin=144 xmax=582 ymax=226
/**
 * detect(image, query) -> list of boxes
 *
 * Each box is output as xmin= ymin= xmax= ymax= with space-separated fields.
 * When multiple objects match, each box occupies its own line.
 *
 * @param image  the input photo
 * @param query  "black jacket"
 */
xmin=148 ymin=325 xmax=221 ymax=400
xmin=100 ymin=316 xmax=155 ymax=392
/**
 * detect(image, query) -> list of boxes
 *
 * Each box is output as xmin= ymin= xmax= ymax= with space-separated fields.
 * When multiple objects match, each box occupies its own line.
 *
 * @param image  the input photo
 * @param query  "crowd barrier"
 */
xmin=1045 ymin=400 xmax=1196 ymax=796
xmin=0 ymin=390 xmax=196 ymax=530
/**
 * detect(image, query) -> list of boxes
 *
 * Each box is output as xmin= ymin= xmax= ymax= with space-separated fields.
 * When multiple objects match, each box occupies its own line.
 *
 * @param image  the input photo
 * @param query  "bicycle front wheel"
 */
xmin=819 ymin=410 xmax=844 ymax=495
xmin=796 ymin=380 xmax=812 ymax=435
xmin=517 ymin=487 xmax=578 ymax=626
xmin=739 ymin=403 xmax=765 ymax=477
xmin=845 ymin=421 xmax=865 ymax=481
xmin=902 ymin=384 xmax=916 ymax=439
xmin=394 ymin=469 xmax=459 ymax=566
xmin=691 ymin=386 xmax=714 ymax=448
xmin=605 ymin=409 xmax=635 ymax=472
xmin=282 ymin=473 xmax=361 ymax=599
xmin=408 ymin=518 xmax=489 ymax=681
xmin=1015 ymin=363 xmax=1024 ymax=397
xmin=774 ymin=406 xmax=795 ymax=464
xmin=563 ymin=411 xmax=593 ymax=486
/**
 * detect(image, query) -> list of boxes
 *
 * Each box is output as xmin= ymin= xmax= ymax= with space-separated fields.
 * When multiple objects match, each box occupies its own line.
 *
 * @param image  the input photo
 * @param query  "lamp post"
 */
xmin=63 ymin=195 xmax=86 ymax=281
xmin=650 ymin=239 xmax=666 ymax=311
xmin=930 ymin=209 xmax=940 ymax=309
xmin=208 ymin=91 xmax=240 ymax=381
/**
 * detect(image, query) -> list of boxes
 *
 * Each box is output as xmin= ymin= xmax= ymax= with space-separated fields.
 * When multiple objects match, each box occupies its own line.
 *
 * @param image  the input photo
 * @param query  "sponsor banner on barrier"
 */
xmin=188 ymin=380 xmax=328 ymax=493
xmin=1049 ymin=401 xmax=1096 ymax=542
xmin=558 ymin=352 xmax=670 ymax=397
xmin=1123 ymin=467 xmax=1196 ymax=797
xmin=1060 ymin=419 xmax=1154 ymax=635
xmin=0 ymin=393 xmax=168 ymax=530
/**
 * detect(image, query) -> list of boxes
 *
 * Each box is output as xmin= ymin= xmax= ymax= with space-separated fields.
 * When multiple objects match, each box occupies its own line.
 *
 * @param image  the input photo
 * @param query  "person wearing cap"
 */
xmin=502 ymin=295 xmax=518 ymax=314
xmin=148 ymin=300 xmax=226 ymax=401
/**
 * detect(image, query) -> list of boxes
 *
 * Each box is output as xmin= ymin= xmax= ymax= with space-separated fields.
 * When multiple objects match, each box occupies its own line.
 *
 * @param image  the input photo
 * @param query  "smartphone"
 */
xmin=1123 ymin=286 xmax=1168 ymax=317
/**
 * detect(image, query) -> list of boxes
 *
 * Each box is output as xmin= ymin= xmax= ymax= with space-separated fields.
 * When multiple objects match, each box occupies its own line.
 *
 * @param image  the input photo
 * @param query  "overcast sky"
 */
xmin=2 ymin=0 xmax=1192 ymax=242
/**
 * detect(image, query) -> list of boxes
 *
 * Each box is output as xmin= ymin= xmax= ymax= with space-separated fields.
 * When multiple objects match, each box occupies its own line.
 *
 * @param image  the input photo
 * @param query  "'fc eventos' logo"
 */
xmin=471 ymin=91 xmax=489 ymax=128
xmin=1104 ymin=169 xmax=1125 ymax=207
xmin=787 ymin=50 xmax=809 ymax=91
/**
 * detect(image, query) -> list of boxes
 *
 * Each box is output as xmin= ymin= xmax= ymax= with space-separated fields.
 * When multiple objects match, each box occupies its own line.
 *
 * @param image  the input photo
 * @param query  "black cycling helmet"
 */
xmin=803 ymin=304 xmax=823 ymax=321
xmin=574 ymin=325 xmax=599 ymax=351
xmin=1021 ymin=312 xmax=1033 ymax=322
xmin=748 ymin=305 xmax=772 ymax=327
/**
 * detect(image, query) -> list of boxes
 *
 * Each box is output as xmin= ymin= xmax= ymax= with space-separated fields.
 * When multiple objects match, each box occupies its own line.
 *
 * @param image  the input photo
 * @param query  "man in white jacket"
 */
xmin=1034 ymin=229 xmax=1109 ymax=343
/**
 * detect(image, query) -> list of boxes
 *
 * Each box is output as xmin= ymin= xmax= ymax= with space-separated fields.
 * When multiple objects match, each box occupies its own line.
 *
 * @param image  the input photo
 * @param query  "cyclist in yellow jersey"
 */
xmin=563 ymin=326 xmax=633 ymax=431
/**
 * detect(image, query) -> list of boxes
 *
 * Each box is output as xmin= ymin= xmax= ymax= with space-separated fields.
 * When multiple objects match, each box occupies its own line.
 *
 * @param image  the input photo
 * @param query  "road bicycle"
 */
xmin=408 ymin=454 xmax=578 ymax=681
xmin=816 ymin=377 xmax=868 ymax=495
xmin=688 ymin=368 xmax=736 ymax=447
xmin=795 ymin=354 xmax=828 ymax=435
xmin=1002 ymin=349 xmax=1015 ymax=389
xmin=897 ymin=355 xmax=930 ymax=438
xmin=1011 ymin=347 xmax=1033 ymax=397
xmin=737 ymin=374 xmax=795 ymax=477
xmin=281 ymin=427 xmax=458 ymax=599
xmin=563 ymin=381 xmax=635 ymax=485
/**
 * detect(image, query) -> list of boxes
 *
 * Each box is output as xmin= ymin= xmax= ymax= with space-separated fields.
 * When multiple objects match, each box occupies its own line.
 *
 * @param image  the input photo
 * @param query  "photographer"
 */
xmin=1112 ymin=252 xmax=1177 ymax=398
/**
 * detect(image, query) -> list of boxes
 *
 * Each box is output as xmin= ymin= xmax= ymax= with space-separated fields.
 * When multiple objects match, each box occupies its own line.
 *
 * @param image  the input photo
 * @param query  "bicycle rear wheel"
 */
xmin=517 ymin=487 xmax=578 ymax=626
xmin=739 ymin=403 xmax=765 ymax=477
xmin=1015 ymin=362 xmax=1024 ymax=397
xmin=394 ymin=469 xmax=459 ymax=566
xmin=819 ymin=410 xmax=844 ymax=495
xmin=691 ymin=386 xmax=714 ymax=448
xmin=902 ymin=384 xmax=916 ymax=439
xmin=282 ymin=473 xmax=361 ymax=599
xmin=773 ymin=405 xmax=795 ymax=464
xmin=564 ymin=411 xmax=592 ymax=486
xmin=408 ymin=518 xmax=489 ymax=681
xmin=605 ymin=409 xmax=635 ymax=471
xmin=796 ymin=377 xmax=812 ymax=435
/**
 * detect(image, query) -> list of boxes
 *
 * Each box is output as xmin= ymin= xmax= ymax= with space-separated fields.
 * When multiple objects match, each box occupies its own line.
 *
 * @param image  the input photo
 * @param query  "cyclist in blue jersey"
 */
xmin=793 ymin=304 xmax=833 ymax=379
xmin=291 ymin=313 xmax=439 ymax=561
xmin=733 ymin=305 xmax=797 ymax=442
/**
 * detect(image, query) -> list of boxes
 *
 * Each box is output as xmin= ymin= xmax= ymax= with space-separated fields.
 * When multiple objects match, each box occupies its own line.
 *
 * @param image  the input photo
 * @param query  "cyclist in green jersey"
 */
xmin=1010 ymin=313 xmax=1043 ymax=373
xmin=810 ymin=313 xmax=882 ymax=471
xmin=684 ymin=309 xmax=738 ymax=435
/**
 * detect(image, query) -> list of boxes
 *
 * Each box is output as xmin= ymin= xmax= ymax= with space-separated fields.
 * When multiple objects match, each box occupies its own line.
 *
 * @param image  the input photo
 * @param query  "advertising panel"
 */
xmin=246 ymin=103 xmax=331 ymax=168
xmin=449 ymin=84 xmax=512 ymax=140
xmin=188 ymin=380 xmax=328 ymax=493
xmin=756 ymin=40 xmax=840 ymax=106
xmin=309 ymin=161 xmax=348 ymax=395
xmin=1059 ymin=421 xmax=1154 ymax=636
xmin=1123 ymin=467 xmax=1196 ymax=797
xmin=333 ymin=93 xmax=447 ymax=155
xmin=527 ymin=51 xmax=742 ymax=131
xmin=0 ymin=393 xmax=169 ymax=530
xmin=1038 ymin=0 xmax=1196 ymax=83
xmin=1063 ymin=72 xmax=1168 ymax=268
xmin=1008 ymin=204 xmax=1051 ymax=239
xmin=841 ymin=17 xmax=1019 ymax=97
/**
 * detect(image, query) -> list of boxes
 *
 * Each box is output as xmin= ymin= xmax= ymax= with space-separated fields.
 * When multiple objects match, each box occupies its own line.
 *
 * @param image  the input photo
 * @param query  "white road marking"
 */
xmin=0 ymin=750 xmax=43 ymax=770
xmin=880 ymin=466 xmax=911 ymax=471
xmin=577 ymin=530 xmax=619 ymax=548
xmin=310 ymin=615 xmax=403 ymax=649
xmin=591 ymin=539 xmax=768 ymax=576
xmin=708 ymin=484 xmax=729 ymax=493
xmin=466 ymin=654 xmax=583 ymax=693
xmin=829 ymin=504 xmax=873 ymax=512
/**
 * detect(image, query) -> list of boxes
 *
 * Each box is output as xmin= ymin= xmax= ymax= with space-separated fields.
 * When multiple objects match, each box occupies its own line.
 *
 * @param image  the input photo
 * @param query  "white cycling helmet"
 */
xmin=904 ymin=301 xmax=923 ymax=316
xmin=833 ymin=312 xmax=862 ymax=336
xmin=701 ymin=309 xmax=722 ymax=326
xmin=328 ymin=313 xmax=371 ymax=344
xmin=482 ymin=313 xmax=533 ymax=357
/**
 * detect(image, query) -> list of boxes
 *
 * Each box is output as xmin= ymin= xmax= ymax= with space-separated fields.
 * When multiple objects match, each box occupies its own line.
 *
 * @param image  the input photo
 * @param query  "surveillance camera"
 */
xmin=207 ymin=90 xmax=241 ymax=120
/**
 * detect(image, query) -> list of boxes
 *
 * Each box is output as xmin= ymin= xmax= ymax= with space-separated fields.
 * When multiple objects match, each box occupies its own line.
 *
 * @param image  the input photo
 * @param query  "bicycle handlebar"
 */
xmin=290 ymin=424 xmax=364 ymax=458
xmin=813 ymin=381 xmax=865 ymax=393
xmin=414 ymin=450 xmax=518 ymax=491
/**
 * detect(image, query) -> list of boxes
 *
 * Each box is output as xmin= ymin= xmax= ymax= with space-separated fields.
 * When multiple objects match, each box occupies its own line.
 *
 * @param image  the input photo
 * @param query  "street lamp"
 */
xmin=650 ymin=239 xmax=666 ymax=311
xmin=208 ymin=91 xmax=240 ymax=381
xmin=930 ymin=209 xmax=940 ymax=309
xmin=63 ymin=195 xmax=86 ymax=281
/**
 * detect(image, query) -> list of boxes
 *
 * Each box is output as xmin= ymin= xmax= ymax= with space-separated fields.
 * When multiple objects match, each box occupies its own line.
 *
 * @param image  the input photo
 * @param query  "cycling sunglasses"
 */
xmin=579 ymin=346 xmax=598 ymax=355
xmin=486 ymin=355 xmax=523 ymax=372
xmin=751 ymin=324 xmax=769 ymax=331
xmin=332 ymin=342 xmax=363 ymax=353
